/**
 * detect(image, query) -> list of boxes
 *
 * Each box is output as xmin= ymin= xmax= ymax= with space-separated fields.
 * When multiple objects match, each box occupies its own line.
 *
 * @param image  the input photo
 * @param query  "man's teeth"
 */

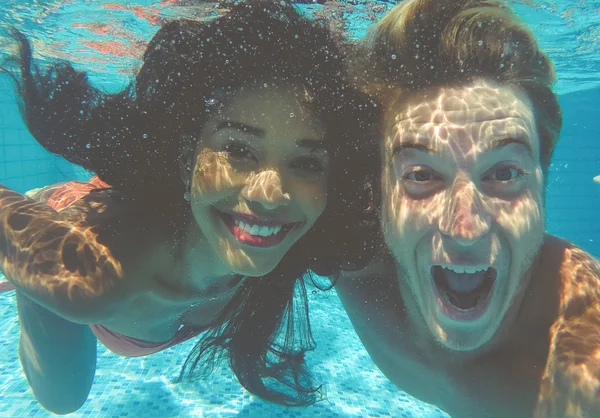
xmin=234 ymin=220 xmax=283 ymax=237
xmin=438 ymin=264 xmax=488 ymax=274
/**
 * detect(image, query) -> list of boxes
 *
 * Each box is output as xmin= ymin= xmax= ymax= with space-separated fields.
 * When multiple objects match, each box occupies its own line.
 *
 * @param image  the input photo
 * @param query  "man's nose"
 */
xmin=438 ymin=181 xmax=491 ymax=246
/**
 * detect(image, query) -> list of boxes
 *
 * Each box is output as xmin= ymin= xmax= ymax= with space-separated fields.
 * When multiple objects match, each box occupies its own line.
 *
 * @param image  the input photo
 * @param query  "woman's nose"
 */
xmin=241 ymin=169 xmax=290 ymax=210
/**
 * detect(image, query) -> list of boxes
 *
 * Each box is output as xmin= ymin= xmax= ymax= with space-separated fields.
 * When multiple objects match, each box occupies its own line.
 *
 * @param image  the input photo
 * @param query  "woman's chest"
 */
xmin=98 ymin=273 xmax=233 ymax=342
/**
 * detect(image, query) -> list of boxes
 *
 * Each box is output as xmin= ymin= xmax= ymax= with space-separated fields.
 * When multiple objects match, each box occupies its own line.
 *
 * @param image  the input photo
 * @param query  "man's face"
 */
xmin=381 ymin=80 xmax=546 ymax=351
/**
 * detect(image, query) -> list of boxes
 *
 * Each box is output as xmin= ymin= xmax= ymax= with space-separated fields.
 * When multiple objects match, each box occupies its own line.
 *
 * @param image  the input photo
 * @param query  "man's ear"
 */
xmin=179 ymin=135 xmax=196 ymax=185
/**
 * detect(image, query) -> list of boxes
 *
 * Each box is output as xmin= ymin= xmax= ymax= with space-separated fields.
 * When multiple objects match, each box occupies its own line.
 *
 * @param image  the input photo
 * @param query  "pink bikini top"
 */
xmin=88 ymin=323 xmax=204 ymax=357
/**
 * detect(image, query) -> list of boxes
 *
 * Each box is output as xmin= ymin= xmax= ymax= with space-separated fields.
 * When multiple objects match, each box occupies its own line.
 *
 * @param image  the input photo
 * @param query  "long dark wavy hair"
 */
xmin=1 ymin=0 xmax=380 ymax=406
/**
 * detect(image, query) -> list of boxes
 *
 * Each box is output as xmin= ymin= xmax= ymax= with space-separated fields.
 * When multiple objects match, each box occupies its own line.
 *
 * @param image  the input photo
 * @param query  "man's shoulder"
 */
xmin=534 ymin=235 xmax=600 ymax=417
xmin=542 ymin=234 xmax=600 ymax=305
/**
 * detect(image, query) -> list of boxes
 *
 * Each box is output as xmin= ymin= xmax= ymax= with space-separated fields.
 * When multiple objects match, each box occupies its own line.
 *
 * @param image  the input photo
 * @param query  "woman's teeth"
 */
xmin=234 ymin=219 xmax=282 ymax=237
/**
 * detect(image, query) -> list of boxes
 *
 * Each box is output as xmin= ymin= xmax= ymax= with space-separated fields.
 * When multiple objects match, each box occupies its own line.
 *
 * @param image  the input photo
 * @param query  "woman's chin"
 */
xmin=223 ymin=250 xmax=282 ymax=278
xmin=232 ymin=264 xmax=276 ymax=278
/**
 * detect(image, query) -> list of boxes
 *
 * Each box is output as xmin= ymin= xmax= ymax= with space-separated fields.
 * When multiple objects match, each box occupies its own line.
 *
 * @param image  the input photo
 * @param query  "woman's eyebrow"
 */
xmin=215 ymin=122 xmax=326 ymax=152
xmin=296 ymin=138 xmax=327 ymax=151
xmin=215 ymin=120 xmax=265 ymax=137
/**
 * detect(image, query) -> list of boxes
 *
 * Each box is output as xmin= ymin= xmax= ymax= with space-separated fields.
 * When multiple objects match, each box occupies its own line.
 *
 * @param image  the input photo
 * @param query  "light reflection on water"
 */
xmin=0 ymin=1 xmax=599 ymax=93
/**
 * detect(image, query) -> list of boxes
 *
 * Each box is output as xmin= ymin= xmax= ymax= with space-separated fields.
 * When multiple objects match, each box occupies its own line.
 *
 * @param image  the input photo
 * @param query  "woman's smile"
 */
xmin=187 ymin=84 xmax=328 ymax=276
xmin=214 ymin=208 xmax=300 ymax=248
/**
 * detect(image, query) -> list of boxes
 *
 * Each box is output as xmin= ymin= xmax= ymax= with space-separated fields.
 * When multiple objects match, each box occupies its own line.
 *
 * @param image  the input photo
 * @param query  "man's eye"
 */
xmin=487 ymin=167 xmax=523 ymax=182
xmin=223 ymin=143 xmax=255 ymax=160
xmin=404 ymin=168 xmax=435 ymax=182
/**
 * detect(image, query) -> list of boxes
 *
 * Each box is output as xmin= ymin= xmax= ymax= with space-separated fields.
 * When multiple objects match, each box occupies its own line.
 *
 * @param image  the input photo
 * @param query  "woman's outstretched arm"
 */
xmin=16 ymin=290 xmax=97 ymax=414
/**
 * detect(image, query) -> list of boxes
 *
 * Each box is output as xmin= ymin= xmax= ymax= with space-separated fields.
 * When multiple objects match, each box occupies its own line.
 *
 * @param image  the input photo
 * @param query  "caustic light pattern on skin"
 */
xmin=381 ymin=80 xmax=545 ymax=351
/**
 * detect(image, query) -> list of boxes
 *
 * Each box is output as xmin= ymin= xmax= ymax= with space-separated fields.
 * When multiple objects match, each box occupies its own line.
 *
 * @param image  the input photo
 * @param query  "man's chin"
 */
xmin=430 ymin=321 xmax=497 ymax=353
xmin=424 ymin=298 xmax=499 ymax=353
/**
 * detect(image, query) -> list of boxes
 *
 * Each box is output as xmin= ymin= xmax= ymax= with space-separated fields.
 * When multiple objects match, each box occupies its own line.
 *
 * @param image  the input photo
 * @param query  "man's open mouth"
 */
xmin=216 ymin=210 xmax=297 ymax=248
xmin=431 ymin=265 xmax=496 ymax=320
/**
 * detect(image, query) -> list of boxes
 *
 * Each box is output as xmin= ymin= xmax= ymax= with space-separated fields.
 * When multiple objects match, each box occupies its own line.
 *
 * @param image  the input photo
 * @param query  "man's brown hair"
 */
xmin=355 ymin=0 xmax=562 ymax=173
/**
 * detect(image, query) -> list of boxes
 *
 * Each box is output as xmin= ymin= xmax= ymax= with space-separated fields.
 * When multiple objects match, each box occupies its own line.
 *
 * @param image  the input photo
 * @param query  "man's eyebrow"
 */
xmin=486 ymin=136 xmax=534 ymax=157
xmin=296 ymin=138 xmax=328 ymax=152
xmin=392 ymin=140 xmax=437 ymax=156
xmin=216 ymin=120 xmax=265 ymax=137
xmin=392 ymin=137 xmax=534 ymax=157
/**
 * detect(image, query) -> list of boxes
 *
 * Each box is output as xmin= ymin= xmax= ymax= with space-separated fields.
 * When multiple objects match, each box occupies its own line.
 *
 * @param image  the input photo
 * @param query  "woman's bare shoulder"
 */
xmin=2 ymin=184 xmax=173 ymax=322
xmin=61 ymin=189 xmax=175 ymax=280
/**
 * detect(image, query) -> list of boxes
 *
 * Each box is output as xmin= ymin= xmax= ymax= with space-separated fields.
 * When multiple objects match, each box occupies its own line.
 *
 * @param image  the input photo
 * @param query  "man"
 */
xmin=337 ymin=1 xmax=600 ymax=417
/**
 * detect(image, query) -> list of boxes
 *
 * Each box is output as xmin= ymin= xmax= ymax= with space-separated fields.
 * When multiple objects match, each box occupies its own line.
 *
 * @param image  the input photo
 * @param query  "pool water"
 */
xmin=0 ymin=1 xmax=599 ymax=417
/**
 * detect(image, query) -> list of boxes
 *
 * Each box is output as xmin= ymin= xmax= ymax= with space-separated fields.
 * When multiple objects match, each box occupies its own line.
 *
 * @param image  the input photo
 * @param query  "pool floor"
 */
xmin=0 ymin=279 xmax=447 ymax=417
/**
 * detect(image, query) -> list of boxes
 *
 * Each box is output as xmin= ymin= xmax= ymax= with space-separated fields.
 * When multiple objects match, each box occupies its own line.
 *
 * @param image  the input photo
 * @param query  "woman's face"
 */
xmin=186 ymin=84 xmax=329 ymax=276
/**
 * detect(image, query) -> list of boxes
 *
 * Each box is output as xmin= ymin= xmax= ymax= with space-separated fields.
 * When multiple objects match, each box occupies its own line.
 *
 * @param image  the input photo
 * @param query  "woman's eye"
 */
xmin=291 ymin=157 xmax=324 ymax=174
xmin=223 ymin=142 xmax=255 ymax=160
xmin=486 ymin=166 xmax=523 ymax=182
xmin=403 ymin=168 xmax=436 ymax=182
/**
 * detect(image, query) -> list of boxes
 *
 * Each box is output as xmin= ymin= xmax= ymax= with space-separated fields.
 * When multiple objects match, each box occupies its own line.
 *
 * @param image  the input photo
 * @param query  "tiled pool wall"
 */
xmin=0 ymin=75 xmax=91 ymax=192
xmin=546 ymin=86 xmax=600 ymax=258
xmin=0 ymin=74 xmax=598 ymax=257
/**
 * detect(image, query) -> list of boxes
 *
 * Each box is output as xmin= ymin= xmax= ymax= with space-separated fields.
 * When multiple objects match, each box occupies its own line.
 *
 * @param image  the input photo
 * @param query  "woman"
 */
xmin=0 ymin=0 xmax=377 ymax=413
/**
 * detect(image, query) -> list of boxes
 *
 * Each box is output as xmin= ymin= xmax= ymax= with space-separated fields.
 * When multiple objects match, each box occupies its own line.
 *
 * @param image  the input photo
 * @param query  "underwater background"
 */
xmin=0 ymin=1 xmax=598 ymax=416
